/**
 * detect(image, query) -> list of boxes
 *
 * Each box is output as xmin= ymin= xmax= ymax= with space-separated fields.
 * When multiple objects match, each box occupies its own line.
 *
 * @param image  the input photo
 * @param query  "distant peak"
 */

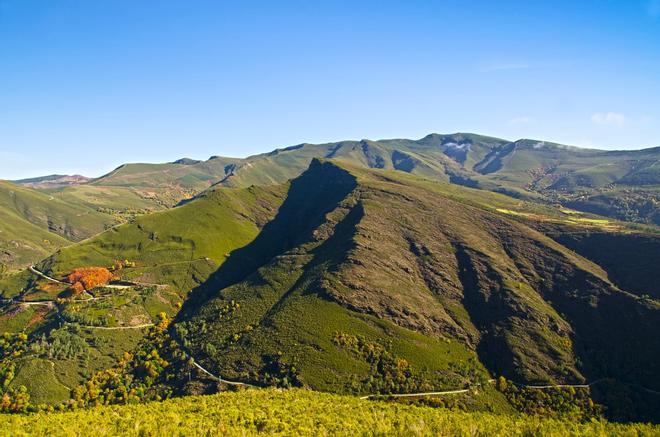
xmin=13 ymin=174 xmax=91 ymax=189
xmin=172 ymin=158 xmax=201 ymax=165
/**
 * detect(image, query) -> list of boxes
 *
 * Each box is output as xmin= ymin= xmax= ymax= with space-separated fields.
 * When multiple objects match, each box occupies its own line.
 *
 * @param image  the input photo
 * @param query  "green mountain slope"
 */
xmin=217 ymin=136 xmax=660 ymax=224
xmin=0 ymin=181 xmax=119 ymax=271
xmin=12 ymin=174 xmax=91 ymax=189
xmin=207 ymin=134 xmax=659 ymax=191
xmin=0 ymin=181 xmax=113 ymax=241
xmin=0 ymin=207 xmax=69 ymax=272
xmin=36 ymin=183 xmax=286 ymax=291
xmin=217 ymin=134 xmax=505 ymax=188
xmin=175 ymin=161 xmax=659 ymax=420
xmin=4 ymin=157 xmax=252 ymax=269
xmin=91 ymin=156 xmax=242 ymax=193
xmin=1 ymin=159 xmax=658 ymax=421
xmin=0 ymin=182 xmax=287 ymax=405
xmin=531 ymin=223 xmax=660 ymax=299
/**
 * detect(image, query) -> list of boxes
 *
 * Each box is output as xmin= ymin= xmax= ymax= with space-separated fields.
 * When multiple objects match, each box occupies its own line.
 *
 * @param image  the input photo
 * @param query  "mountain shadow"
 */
xmin=177 ymin=159 xmax=358 ymax=318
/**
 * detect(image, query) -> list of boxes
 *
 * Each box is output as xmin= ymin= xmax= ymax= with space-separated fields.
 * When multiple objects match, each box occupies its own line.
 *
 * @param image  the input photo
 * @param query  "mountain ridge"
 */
xmin=79 ymin=133 xmax=660 ymax=225
xmin=1 ymin=158 xmax=658 ymax=421
xmin=3 ymin=131 xmax=658 ymax=273
xmin=175 ymin=160 xmax=659 ymax=419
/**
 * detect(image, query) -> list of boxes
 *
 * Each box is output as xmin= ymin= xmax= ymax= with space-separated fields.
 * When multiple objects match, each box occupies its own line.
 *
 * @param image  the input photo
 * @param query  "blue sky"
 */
xmin=1 ymin=0 xmax=659 ymax=179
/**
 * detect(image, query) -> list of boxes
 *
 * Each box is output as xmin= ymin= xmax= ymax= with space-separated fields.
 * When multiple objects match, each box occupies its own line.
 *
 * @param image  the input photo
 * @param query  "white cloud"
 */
xmin=508 ymin=116 xmax=533 ymax=125
xmin=591 ymin=112 xmax=627 ymax=127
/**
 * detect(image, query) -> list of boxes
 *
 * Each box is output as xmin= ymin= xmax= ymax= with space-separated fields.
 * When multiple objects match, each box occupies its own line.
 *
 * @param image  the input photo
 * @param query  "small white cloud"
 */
xmin=591 ymin=112 xmax=627 ymax=127
xmin=508 ymin=116 xmax=533 ymax=125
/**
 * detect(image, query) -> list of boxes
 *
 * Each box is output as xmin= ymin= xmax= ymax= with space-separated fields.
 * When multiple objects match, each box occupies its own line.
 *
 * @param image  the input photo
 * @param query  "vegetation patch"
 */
xmin=0 ymin=389 xmax=657 ymax=436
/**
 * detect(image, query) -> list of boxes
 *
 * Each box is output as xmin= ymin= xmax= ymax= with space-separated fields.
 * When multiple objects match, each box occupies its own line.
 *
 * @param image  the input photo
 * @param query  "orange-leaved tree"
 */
xmin=67 ymin=267 xmax=114 ymax=295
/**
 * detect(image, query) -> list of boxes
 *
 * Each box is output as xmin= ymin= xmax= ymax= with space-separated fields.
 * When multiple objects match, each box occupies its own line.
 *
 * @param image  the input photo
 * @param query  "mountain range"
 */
xmin=0 ymin=133 xmax=658 ymax=422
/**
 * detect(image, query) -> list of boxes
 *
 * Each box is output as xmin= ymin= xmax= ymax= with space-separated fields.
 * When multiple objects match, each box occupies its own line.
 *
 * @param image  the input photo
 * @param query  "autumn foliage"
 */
xmin=110 ymin=259 xmax=136 ymax=272
xmin=67 ymin=267 xmax=114 ymax=295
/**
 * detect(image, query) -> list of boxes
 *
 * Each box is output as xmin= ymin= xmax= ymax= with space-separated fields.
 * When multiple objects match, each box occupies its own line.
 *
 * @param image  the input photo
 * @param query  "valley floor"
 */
xmin=0 ymin=389 xmax=656 ymax=436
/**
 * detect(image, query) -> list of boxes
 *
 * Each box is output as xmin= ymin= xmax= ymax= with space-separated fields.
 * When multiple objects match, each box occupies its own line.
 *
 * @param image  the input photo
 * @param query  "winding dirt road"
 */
xmin=29 ymin=266 xmax=67 ymax=284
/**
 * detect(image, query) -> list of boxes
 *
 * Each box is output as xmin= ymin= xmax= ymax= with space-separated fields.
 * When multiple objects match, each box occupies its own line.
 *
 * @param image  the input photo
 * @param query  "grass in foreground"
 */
xmin=0 ymin=389 xmax=657 ymax=436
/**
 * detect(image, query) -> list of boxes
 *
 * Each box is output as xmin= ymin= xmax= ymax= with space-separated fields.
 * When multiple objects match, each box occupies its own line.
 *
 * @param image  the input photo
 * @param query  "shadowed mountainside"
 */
xmin=175 ymin=160 xmax=659 ymax=420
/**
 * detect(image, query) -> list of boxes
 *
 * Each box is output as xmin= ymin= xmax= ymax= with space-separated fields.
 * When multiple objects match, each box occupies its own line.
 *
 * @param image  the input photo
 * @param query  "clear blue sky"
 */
xmin=1 ymin=0 xmax=659 ymax=179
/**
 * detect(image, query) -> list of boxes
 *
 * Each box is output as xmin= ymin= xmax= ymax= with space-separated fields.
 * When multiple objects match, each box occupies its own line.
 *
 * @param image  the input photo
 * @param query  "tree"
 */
xmin=67 ymin=267 xmax=114 ymax=295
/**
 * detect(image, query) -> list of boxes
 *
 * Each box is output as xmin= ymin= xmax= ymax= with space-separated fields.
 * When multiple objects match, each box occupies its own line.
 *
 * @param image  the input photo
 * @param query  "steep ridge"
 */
xmin=177 ymin=160 xmax=660 ymax=418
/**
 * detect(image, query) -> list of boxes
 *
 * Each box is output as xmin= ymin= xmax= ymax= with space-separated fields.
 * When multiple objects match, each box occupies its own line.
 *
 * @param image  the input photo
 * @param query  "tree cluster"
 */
xmin=66 ymin=267 xmax=114 ymax=295
xmin=496 ymin=377 xmax=602 ymax=421
xmin=333 ymin=332 xmax=429 ymax=395
xmin=0 ymin=332 xmax=30 ymax=413
xmin=66 ymin=313 xmax=193 ymax=409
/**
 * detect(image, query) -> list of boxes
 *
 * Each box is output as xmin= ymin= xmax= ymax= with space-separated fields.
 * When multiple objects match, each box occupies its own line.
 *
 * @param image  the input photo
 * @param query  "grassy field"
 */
xmin=0 ymin=389 xmax=656 ymax=436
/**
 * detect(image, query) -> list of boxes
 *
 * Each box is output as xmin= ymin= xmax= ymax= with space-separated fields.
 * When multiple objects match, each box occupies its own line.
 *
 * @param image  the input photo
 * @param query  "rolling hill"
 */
xmin=0 ymin=181 xmax=119 ymax=272
xmin=0 ymin=180 xmax=287 ymax=405
xmin=13 ymin=175 xmax=91 ymax=189
xmin=2 ymin=159 xmax=657 ymax=421
xmin=80 ymin=156 xmax=244 ymax=207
